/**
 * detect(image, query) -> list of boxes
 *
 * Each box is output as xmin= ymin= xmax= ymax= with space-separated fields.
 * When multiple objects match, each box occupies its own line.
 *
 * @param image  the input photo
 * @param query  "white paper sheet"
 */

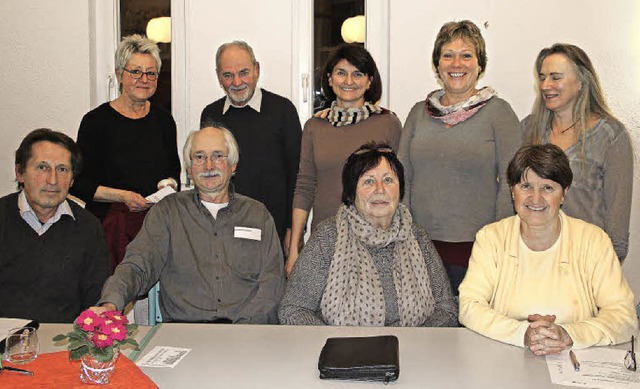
xmin=546 ymin=349 xmax=640 ymax=388
xmin=0 ymin=318 xmax=32 ymax=341
xmin=145 ymin=186 xmax=176 ymax=204
xmin=136 ymin=346 xmax=191 ymax=368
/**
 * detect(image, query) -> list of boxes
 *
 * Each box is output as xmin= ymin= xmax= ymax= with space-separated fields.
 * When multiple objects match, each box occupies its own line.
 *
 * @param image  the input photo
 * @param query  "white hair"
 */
xmin=183 ymin=123 xmax=240 ymax=175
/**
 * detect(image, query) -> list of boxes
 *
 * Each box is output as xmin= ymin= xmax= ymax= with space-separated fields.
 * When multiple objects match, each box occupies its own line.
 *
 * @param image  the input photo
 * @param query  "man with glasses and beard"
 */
xmin=94 ymin=124 xmax=285 ymax=324
xmin=200 ymin=41 xmax=302 ymax=257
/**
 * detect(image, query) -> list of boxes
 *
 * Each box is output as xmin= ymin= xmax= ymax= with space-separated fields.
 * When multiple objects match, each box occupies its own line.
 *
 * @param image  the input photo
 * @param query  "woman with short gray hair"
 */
xmin=71 ymin=34 xmax=181 ymax=270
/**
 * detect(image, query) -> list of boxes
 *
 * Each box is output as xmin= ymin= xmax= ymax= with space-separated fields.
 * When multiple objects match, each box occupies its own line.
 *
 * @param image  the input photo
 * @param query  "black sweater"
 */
xmin=0 ymin=193 xmax=110 ymax=323
xmin=200 ymin=89 xmax=302 ymax=241
xmin=71 ymin=102 xmax=181 ymax=221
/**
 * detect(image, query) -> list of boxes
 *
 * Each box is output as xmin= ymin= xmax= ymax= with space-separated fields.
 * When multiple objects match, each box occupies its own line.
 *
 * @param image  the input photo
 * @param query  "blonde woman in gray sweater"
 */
xmin=522 ymin=43 xmax=633 ymax=261
xmin=399 ymin=20 xmax=522 ymax=294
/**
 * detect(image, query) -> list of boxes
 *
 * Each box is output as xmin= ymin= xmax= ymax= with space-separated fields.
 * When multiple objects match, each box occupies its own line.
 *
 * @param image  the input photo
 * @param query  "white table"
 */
xmin=37 ymin=323 xmax=576 ymax=388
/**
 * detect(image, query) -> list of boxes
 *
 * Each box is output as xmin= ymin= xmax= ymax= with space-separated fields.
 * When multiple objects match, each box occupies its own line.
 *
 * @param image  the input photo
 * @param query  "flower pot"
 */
xmin=79 ymin=348 xmax=119 ymax=384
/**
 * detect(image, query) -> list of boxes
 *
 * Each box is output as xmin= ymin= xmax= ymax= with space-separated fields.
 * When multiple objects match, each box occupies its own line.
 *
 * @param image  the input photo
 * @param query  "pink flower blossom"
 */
xmin=75 ymin=310 xmax=104 ymax=331
xmin=59 ymin=309 xmax=138 ymax=361
xmin=103 ymin=310 xmax=129 ymax=325
xmin=91 ymin=333 xmax=114 ymax=348
xmin=104 ymin=324 xmax=127 ymax=342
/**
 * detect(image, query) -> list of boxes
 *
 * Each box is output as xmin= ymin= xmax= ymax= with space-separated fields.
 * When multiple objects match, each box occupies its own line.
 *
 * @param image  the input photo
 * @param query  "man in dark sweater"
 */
xmin=0 ymin=129 xmax=110 ymax=323
xmin=200 ymin=40 xmax=302 ymax=255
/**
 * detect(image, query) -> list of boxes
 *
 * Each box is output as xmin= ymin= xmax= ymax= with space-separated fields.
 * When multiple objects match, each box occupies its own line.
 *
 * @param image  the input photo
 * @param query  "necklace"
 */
xmin=554 ymin=119 xmax=579 ymax=134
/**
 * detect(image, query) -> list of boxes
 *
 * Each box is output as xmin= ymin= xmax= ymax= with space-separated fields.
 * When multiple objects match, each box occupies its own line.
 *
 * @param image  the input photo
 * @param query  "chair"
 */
xmin=147 ymin=282 xmax=163 ymax=325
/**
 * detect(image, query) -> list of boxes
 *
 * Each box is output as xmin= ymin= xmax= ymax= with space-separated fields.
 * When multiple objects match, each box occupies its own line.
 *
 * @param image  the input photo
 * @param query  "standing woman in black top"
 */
xmin=71 ymin=34 xmax=181 ymax=270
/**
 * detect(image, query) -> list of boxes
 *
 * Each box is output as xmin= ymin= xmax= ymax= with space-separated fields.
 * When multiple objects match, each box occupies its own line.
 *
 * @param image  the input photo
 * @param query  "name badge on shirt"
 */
xmin=234 ymin=226 xmax=262 ymax=241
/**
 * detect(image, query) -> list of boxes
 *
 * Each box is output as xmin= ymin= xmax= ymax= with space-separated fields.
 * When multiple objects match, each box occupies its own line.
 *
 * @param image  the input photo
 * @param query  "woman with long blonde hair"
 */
xmin=522 ymin=43 xmax=633 ymax=261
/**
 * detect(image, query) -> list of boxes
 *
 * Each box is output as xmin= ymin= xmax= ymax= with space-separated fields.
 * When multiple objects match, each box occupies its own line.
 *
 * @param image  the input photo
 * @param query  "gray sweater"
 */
xmin=278 ymin=217 xmax=458 ymax=326
xmin=399 ymin=96 xmax=523 ymax=242
xmin=522 ymin=116 xmax=633 ymax=261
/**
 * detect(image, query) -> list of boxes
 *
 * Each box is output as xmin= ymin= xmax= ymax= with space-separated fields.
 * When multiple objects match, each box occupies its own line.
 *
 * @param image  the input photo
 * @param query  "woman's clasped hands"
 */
xmin=524 ymin=314 xmax=574 ymax=355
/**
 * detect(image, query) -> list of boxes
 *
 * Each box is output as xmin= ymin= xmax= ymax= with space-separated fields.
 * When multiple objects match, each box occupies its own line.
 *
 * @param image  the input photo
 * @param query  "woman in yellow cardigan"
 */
xmin=459 ymin=144 xmax=637 ymax=355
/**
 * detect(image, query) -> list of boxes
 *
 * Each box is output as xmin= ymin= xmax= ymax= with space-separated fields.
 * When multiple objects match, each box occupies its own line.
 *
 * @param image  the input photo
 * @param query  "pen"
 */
xmin=569 ymin=350 xmax=580 ymax=372
xmin=1 ymin=366 xmax=34 ymax=375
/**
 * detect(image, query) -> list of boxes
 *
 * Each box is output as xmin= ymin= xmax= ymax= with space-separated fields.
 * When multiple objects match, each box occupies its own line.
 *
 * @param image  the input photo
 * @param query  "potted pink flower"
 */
xmin=53 ymin=309 xmax=138 ymax=384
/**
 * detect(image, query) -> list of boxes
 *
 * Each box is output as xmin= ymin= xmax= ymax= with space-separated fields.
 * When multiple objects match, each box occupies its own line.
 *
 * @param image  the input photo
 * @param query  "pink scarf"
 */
xmin=426 ymin=87 xmax=496 ymax=126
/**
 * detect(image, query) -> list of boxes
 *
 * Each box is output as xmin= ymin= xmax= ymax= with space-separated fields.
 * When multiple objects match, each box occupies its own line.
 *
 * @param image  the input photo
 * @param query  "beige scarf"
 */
xmin=321 ymin=204 xmax=435 ymax=326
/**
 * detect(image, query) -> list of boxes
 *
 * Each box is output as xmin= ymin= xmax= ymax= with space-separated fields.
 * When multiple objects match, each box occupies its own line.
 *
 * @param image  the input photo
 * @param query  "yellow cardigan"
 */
xmin=459 ymin=211 xmax=637 ymax=348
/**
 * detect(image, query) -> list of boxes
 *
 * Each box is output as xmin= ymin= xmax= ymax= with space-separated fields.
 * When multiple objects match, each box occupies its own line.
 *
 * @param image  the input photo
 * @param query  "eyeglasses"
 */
xmin=190 ymin=152 xmax=228 ymax=166
xmin=625 ymin=335 xmax=636 ymax=371
xmin=122 ymin=68 xmax=158 ymax=81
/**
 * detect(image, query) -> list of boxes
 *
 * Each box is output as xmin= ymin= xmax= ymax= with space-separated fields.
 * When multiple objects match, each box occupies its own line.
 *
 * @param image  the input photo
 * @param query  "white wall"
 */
xmin=389 ymin=0 xmax=640 ymax=297
xmin=180 ymin=0 xmax=294 ymax=146
xmin=0 ymin=0 xmax=92 ymax=196
xmin=390 ymin=0 xmax=640 ymax=124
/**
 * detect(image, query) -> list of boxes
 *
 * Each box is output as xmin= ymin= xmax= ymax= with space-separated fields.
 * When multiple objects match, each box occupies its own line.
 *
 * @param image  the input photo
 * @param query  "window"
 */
xmin=119 ymin=0 xmax=171 ymax=111
xmin=313 ymin=0 xmax=365 ymax=112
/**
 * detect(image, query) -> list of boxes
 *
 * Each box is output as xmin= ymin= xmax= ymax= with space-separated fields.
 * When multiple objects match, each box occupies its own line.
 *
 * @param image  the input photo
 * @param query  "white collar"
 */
xmin=222 ymin=87 xmax=262 ymax=114
xmin=18 ymin=191 xmax=75 ymax=235
xmin=18 ymin=191 xmax=74 ymax=220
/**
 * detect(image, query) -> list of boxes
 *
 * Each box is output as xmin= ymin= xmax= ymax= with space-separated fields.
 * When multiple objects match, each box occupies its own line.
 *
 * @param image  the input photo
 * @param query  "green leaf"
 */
xmin=119 ymin=338 xmax=140 ymax=349
xmin=52 ymin=334 xmax=67 ymax=342
xmin=67 ymin=332 xmax=86 ymax=342
xmin=90 ymin=347 xmax=115 ymax=363
xmin=91 ymin=349 xmax=105 ymax=361
xmin=69 ymin=345 xmax=89 ymax=360
xmin=69 ymin=339 xmax=89 ymax=350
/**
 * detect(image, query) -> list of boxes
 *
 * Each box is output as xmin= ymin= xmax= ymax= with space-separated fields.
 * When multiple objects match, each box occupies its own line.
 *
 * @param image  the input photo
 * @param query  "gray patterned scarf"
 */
xmin=321 ymin=204 xmax=435 ymax=326
xmin=319 ymin=101 xmax=383 ymax=127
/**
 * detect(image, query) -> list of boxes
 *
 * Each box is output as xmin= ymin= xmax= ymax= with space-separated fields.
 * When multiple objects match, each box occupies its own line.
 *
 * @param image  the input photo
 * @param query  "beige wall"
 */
xmin=183 ymin=0 xmax=294 ymax=141
xmin=0 ymin=0 xmax=92 ymax=195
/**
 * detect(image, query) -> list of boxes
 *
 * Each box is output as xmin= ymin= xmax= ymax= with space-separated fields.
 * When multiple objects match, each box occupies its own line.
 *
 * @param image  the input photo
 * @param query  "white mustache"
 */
xmin=198 ymin=170 xmax=222 ymax=178
xmin=229 ymin=84 xmax=248 ymax=91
